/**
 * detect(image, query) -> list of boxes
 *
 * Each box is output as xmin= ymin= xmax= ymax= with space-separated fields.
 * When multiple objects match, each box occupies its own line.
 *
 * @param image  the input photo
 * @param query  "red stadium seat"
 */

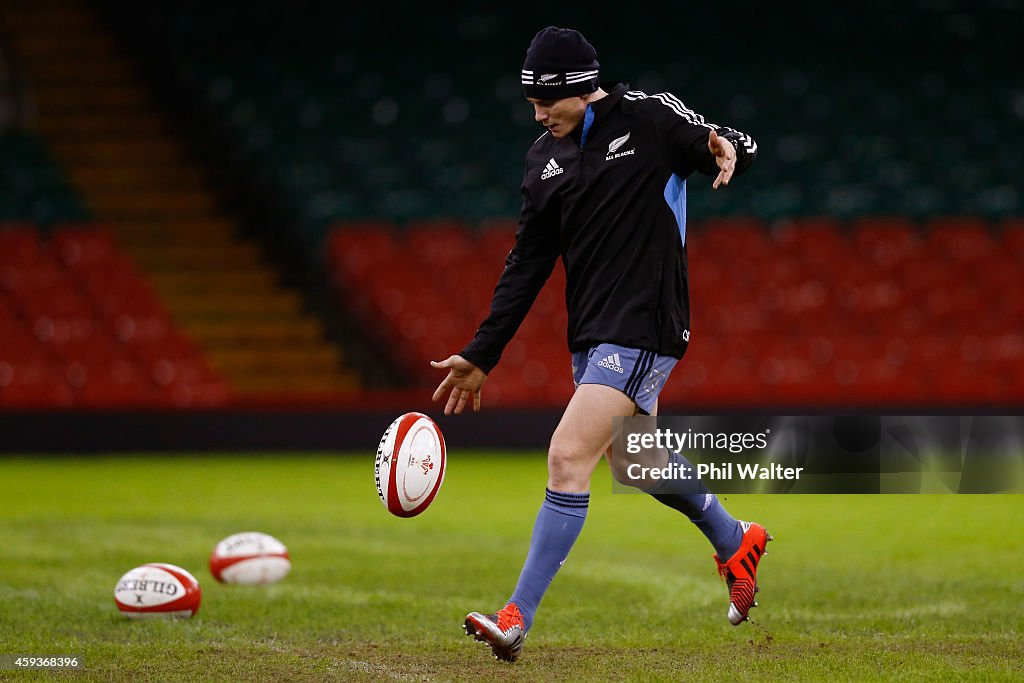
xmin=404 ymin=220 xmax=475 ymax=275
xmin=899 ymin=260 xmax=948 ymax=294
xmin=973 ymin=257 xmax=1018 ymax=295
xmin=0 ymin=259 xmax=66 ymax=294
xmin=74 ymin=358 xmax=155 ymax=407
xmin=851 ymin=216 xmax=922 ymax=271
xmin=327 ymin=221 xmax=398 ymax=284
xmin=688 ymin=357 xmax=761 ymax=406
xmin=18 ymin=287 xmax=92 ymax=320
xmin=1001 ymin=217 xmax=1024 ymax=263
xmin=169 ymin=379 xmax=230 ymax=408
xmin=478 ymin=220 xmax=517 ymax=264
xmin=692 ymin=217 xmax=769 ymax=265
xmin=113 ymin=312 xmax=173 ymax=342
xmin=925 ymin=216 xmax=996 ymax=262
xmin=0 ymin=328 xmax=51 ymax=364
xmin=772 ymin=216 xmax=847 ymax=269
xmin=0 ymin=360 xmax=75 ymax=408
xmin=0 ymin=224 xmax=44 ymax=265
xmin=51 ymin=226 xmax=118 ymax=267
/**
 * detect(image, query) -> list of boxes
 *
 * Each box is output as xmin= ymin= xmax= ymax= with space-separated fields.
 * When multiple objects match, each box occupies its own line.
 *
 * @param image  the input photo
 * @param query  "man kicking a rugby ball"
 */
xmin=432 ymin=26 xmax=769 ymax=663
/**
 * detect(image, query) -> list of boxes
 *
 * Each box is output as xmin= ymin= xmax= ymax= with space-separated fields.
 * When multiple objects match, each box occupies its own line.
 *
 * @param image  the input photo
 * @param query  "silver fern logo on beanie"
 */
xmin=521 ymin=27 xmax=600 ymax=99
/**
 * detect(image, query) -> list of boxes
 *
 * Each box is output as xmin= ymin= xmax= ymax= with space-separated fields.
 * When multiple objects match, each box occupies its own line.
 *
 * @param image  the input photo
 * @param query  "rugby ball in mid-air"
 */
xmin=209 ymin=532 xmax=291 ymax=585
xmin=114 ymin=563 xmax=201 ymax=619
xmin=375 ymin=412 xmax=446 ymax=517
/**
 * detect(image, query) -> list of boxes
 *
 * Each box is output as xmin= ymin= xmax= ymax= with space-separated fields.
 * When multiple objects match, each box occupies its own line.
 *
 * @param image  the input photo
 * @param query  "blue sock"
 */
xmin=647 ymin=451 xmax=742 ymax=559
xmin=507 ymin=488 xmax=589 ymax=631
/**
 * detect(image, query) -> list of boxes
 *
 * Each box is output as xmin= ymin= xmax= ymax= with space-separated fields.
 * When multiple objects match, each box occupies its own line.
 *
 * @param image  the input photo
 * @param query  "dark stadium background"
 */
xmin=0 ymin=1 xmax=1020 ymax=450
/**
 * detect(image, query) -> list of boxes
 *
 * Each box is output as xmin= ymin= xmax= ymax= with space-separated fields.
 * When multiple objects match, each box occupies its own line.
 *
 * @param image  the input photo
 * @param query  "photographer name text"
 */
xmin=626 ymin=461 xmax=803 ymax=481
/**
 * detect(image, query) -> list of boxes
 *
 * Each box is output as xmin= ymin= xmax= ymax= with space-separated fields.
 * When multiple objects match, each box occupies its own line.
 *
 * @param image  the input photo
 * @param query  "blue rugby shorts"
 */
xmin=571 ymin=343 xmax=678 ymax=415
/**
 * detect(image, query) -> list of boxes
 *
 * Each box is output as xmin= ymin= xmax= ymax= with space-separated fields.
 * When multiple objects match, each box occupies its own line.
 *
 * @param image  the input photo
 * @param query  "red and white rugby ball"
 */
xmin=375 ymin=412 xmax=446 ymax=517
xmin=114 ymin=563 xmax=201 ymax=619
xmin=209 ymin=532 xmax=291 ymax=585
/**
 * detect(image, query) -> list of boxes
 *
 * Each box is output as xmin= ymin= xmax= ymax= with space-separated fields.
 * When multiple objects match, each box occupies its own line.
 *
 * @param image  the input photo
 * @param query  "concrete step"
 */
xmin=127 ymin=242 xmax=264 ymax=269
xmin=149 ymin=270 xmax=279 ymax=293
xmin=181 ymin=318 xmax=326 ymax=346
xmin=39 ymin=112 xmax=165 ymax=138
xmin=1 ymin=6 xmax=96 ymax=32
xmin=50 ymin=138 xmax=182 ymax=164
xmin=85 ymin=189 xmax=218 ymax=217
xmin=229 ymin=371 xmax=361 ymax=394
xmin=107 ymin=218 xmax=237 ymax=244
xmin=23 ymin=58 xmax=135 ymax=83
xmin=8 ymin=32 xmax=118 ymax=60
xmin=205 ymin=346 xmax=344 ymax=373
xmin=163 ymin=291 xmax=304 ymax=317
xmin=34 ymin=84 xmax=149 ymax=112
xmin=70 ymin=166 xmax=205 ymax=195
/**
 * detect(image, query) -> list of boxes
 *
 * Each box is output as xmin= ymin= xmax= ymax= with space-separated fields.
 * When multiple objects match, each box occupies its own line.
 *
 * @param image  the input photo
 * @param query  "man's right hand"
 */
xmin=430 ymin=355 xmax=487 ymax=415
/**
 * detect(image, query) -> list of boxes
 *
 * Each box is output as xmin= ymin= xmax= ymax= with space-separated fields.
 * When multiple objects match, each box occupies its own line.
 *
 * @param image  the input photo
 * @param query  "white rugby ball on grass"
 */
xmin=375 ymin=412 xmax=446 ymax=517
xmin=114 ymin=563 xmax=201 ymax=618
xmin=209 ymin=532 xmax=291 ymax=585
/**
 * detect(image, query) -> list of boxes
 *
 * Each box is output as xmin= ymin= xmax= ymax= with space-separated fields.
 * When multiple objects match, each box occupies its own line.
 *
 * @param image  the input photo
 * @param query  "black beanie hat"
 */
xmin=521 ymin=26 xmax=600 ymax=99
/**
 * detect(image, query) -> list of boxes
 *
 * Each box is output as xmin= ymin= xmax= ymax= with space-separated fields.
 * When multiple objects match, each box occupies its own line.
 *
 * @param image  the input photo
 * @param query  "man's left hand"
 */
xmin=708 ymin=130 xmax=736 ymax=190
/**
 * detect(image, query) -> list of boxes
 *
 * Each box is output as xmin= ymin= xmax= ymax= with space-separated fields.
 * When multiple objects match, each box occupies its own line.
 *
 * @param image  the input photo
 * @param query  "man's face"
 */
xmin=528 ymin=95 xmax=589 ymax=139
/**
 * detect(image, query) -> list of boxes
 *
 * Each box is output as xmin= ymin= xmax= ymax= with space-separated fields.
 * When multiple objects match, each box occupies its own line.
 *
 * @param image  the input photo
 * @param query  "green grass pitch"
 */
xmin=1 ymin=453 xmax=1022 ymax=681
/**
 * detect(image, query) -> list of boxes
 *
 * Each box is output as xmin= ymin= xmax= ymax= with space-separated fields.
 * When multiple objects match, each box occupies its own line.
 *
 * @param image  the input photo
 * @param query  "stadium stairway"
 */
xmin=0 ymin=0 xmax=359 ymax=401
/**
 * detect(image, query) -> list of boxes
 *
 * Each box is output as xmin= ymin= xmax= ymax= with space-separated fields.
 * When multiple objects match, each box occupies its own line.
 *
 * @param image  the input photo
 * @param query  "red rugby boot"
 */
xmin=463 ymin=603 xmax=527 ymax=662
xmin=714 ymin=521 xmax=773 ymax=625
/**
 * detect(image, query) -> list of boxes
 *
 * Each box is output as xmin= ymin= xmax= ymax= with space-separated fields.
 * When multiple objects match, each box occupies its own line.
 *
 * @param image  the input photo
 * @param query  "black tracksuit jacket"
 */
xmin=460 ymin=82 xmax=757 ymax=374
